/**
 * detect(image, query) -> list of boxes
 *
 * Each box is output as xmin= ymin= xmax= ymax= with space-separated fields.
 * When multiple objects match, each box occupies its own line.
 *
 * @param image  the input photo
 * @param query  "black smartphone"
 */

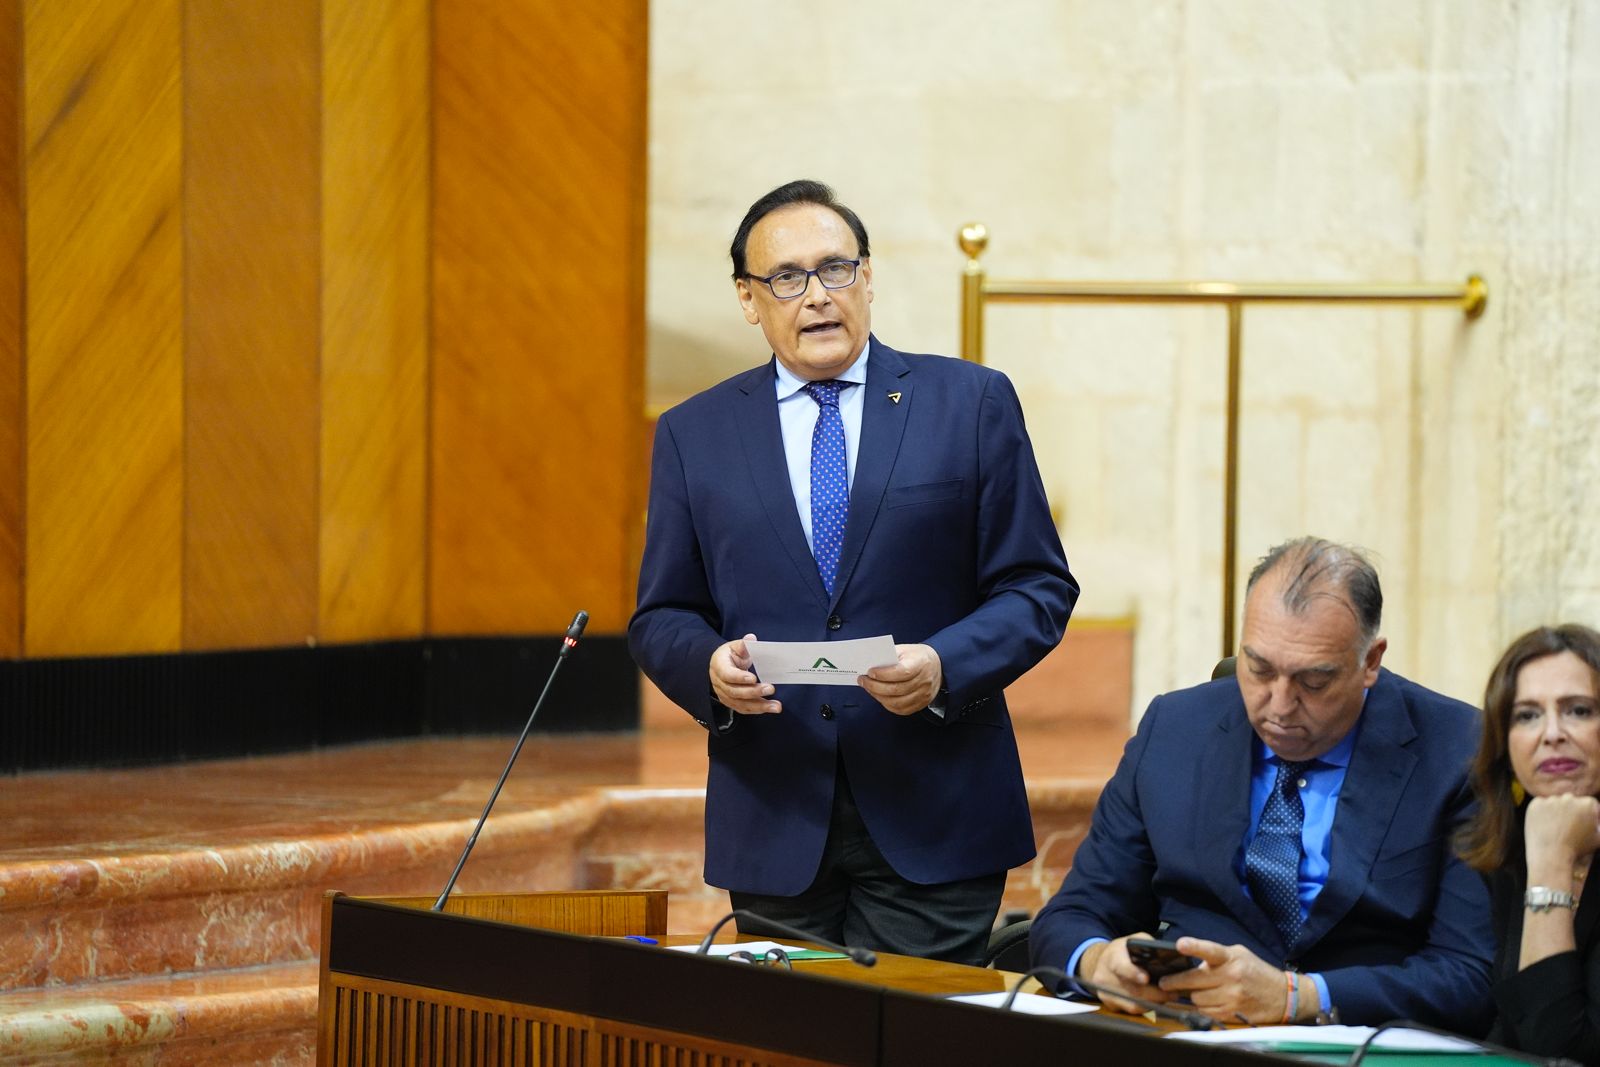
xmin=1125 ymin=937 xmax=1199 ymax=979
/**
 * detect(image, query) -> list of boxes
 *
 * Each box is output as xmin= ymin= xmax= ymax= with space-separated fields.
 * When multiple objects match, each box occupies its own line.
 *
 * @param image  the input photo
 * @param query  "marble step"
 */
xmin=0 ymin=736 xmax=706 ymax=992
xmin=0 ymin=961 xmax=317 ymax=1065
xmin=1 ymin=784 xmax=714 ymax=991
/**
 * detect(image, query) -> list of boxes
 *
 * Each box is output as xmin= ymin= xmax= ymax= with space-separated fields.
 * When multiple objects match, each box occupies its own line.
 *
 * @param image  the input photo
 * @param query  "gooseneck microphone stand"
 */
xmin=431 ymin=610 xmax=588 ymax=912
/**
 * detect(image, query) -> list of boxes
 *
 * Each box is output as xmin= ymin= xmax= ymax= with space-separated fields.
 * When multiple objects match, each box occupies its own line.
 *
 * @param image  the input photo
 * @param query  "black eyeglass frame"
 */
xmin=744 ymin=259 xmax=861 ymax=300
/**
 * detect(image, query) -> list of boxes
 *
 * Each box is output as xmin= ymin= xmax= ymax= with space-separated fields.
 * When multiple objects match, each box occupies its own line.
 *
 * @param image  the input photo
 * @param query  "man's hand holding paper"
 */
xmin=710 ymin=633 xmax=781 ymax=715
xmin=860 ymin=643 xmax=942 ymax=715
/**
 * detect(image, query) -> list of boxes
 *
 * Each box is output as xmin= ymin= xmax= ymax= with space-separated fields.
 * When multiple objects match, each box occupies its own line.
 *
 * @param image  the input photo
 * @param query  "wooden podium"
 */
xmin=316 ymin=891 xmax=1299 ymax=1066
xmin=318 ymin=890 xmax=670 ymax=1065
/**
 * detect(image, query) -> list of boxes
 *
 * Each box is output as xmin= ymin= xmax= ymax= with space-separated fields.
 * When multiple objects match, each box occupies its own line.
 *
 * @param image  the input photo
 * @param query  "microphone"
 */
xmin=1001 ymin=965 xmax=1214 ymax=1030
xmin=695 ymin=909 xmax=877 ymax=967
xmin=432 ymin=611 xmax=589 ymax=911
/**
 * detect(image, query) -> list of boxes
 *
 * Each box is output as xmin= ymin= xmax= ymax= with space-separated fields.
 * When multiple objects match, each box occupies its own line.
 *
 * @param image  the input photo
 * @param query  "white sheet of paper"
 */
xmin=745 ymin=635 xmax=898 ymax=686
xmin=946 ymin=992 xmax=1100 ymax=1016
xmin=665 ymin=941 xmax=805 ymax=957
xmin=1165 ymin=1024 xmax=1480 ymax=1052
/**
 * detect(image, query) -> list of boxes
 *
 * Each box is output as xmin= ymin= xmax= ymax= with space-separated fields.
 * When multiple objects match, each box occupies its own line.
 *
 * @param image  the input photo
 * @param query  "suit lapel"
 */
xmin=1198 ymin=688 xmax=1286 ymax=951
xmin=828 ymin=338 xmax=911 ymax=607
xmin=732 ymin=361 xmax=831 ymax=609
xmin=1299 ymin=669 xmax=1418 ymax=949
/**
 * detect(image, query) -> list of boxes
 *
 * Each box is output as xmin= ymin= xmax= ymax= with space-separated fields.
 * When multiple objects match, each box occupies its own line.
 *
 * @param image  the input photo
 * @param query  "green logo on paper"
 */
xmin=812 ymin=657 xmax=838 ymax=670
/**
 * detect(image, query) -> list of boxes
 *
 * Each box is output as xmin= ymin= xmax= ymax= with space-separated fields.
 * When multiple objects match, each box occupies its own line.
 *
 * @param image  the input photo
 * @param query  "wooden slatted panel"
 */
xmin=358 ymin=988 xmax=371 ymax=1067
xmin=23 ymin=0 xmax=184 ymax=656
xmin=182 ymin=0 xmax=321 ymax=651
xmin=597 ymin=1027 xmax=829 ymax=1067
xmin=376 ymin=988 xmax=393 ymax=1064
xmin=326 ymin=975 xmax=607 ymax=1066
xmin=430 ymin=1002 xmax=444 ymax=1067
xmin=320 ymin=0 xmax=428 ymax=643
xmin=341 ymin=985 xmax=359 ymax=1067
xmin=430 ymin=0 xmax=647 ymax=637
xmin=401 ymin=1000 xmax=415 ymax=1067
xmin=0 ymin=1 xmax=21 ymax=658
xmin=514 ymin=1017 xmax=530 ymax=1067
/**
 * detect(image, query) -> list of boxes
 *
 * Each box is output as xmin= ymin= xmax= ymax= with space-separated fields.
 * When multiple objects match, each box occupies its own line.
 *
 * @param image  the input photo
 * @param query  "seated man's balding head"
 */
xmin=1238 ymin=537 xmax=1388 ymax=761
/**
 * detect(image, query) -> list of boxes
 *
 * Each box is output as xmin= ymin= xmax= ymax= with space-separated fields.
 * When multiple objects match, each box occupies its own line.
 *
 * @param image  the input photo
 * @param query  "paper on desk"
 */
xmin=746 ymin=636 xmax=898 ymax=686
xmin=666 ymin=941 xmax=804 ymax=957
xmin=946 ymin=992 xmax=1100 ymax=1016
xmin=1166 ymin=1024 xmax=1480 ymax=1053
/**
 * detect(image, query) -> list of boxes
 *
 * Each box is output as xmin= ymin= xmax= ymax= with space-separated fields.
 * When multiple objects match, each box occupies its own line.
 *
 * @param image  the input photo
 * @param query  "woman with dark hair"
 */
xmin=1460 ymin=623 xmax=1600 ymax=1063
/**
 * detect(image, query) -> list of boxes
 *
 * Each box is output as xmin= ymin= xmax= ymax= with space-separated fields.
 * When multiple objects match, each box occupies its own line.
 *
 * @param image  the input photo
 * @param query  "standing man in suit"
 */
xmin=1030 ymin=538 xmax=1493 ymax=1030
xmin=630 ymin=179 xmax=1077 ymax=964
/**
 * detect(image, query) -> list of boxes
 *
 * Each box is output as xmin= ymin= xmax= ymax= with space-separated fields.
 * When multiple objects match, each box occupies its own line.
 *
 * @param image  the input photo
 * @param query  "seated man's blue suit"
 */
xmin=1030 ymin=668 xmax=1494 ymax=1031
xmin=629 ymin=337 xmax=1077 ymax=895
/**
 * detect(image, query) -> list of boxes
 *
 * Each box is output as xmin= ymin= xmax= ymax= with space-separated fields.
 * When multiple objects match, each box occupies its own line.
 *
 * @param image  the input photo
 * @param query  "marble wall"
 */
xmin=646 ymin=0 xmax=1600 ymax=714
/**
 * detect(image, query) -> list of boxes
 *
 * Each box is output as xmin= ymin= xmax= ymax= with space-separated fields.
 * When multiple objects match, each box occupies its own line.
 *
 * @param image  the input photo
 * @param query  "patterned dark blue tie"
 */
xmin=803 ymin=380 xmax=849 ymax=596
xmin=1246 ymin=758 xmax=1312 ymax=950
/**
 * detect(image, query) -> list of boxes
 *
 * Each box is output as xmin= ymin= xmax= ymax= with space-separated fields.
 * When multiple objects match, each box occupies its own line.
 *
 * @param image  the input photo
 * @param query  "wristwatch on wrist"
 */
xmin=1525 ymin=886 xmax=1578 ymax=912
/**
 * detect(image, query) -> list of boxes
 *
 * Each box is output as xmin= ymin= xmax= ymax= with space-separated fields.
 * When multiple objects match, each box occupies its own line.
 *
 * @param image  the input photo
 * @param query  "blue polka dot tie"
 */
xmin=803 ymin=380 xmax=850 ymax=596
xmin=1246 ymin=759 xmax=1312 ymax=951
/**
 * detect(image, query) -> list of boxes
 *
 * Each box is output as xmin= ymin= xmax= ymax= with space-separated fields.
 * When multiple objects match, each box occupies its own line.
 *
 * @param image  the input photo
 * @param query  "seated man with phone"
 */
xmin=1029 ymin=539 xmax=1495 ymax=1031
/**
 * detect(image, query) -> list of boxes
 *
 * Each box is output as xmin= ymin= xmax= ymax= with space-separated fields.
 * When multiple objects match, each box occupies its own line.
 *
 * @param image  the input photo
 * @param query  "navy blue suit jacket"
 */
xmin=629 ymin=337 xmax=1077 ymax=894
xmin=1030 ymin=668 xmax=1494 ymax=1031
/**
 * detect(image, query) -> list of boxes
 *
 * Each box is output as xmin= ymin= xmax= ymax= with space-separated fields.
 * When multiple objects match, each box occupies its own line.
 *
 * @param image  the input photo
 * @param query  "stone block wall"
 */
xmin=645 ymin=0 xmax=1600 ymax=715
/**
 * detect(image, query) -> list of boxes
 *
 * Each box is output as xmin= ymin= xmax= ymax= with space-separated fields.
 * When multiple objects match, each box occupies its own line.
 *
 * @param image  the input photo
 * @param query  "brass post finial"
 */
xmin=958 ymin=223 xmax=989 ymax=262
xmin=1463 ymin=274 xmax=1488 ymax=320
xmin=958 ymin=224 xmax=988 ymax=363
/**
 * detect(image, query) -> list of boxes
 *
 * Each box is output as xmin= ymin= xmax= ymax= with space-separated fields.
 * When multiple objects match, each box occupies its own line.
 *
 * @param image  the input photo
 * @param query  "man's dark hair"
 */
xmin=1245 ymin=537 xmax=1383 ymax=646
xmin=729 ymin=179 xmax=871 ymax=280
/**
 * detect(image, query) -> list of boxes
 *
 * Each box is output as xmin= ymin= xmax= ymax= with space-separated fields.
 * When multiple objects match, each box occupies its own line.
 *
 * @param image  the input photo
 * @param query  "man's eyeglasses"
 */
xmin=746 ymin=259 xmax=860 ymax=300
xmin=727 ymin=947 xmax=793 ymax=969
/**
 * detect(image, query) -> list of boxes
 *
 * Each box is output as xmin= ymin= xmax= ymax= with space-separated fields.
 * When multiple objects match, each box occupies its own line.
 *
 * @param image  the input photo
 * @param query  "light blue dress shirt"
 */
xmin=774 ymin=345 xmax=868 ymax=553
xmin=1231 ymin=718 xmax=1360 ymax=1013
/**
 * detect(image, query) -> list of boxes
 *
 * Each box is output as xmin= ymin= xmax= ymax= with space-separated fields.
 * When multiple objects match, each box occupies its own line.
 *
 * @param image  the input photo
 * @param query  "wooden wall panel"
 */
xmin=431 ymin=0 xmax=647 ymax=636
xmin=319 ymin=0 xmax=429 ymax=643
xmin=182 ymin=0 xmax=321 ymax=651
xmin=23 ymin=0 xmax=184 ymax=657
xmin=0 ymin=6 xmax=21 ymax=659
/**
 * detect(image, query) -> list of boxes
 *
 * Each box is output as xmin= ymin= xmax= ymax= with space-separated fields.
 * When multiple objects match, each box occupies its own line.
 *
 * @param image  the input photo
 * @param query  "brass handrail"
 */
xmin=957 ymin=222 xmax=1488 ymax=659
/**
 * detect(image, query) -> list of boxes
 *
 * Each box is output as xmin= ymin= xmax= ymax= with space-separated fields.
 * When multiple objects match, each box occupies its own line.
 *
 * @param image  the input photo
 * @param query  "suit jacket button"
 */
xmin=820 ymin=704 xmax=835 ymax=720
xmin=827 ymin=614 xmax=842 ymax=631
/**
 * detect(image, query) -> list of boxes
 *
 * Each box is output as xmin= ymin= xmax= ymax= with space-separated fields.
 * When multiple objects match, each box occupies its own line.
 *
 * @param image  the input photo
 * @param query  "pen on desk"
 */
xmin=622 ymin=935 xmax=658 ymax=944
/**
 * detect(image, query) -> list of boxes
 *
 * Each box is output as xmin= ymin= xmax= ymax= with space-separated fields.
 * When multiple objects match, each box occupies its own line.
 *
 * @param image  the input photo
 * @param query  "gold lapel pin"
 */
xmin=887 ymin=391 xmax=902 ymax=404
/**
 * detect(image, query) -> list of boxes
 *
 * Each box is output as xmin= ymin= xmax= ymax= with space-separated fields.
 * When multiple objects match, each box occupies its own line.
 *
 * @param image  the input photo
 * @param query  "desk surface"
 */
xmin=325 ymin=899 xmax=1522 ymax=1067
xmin=653 ymin=934 xmax=1018 ymax=996
xmin=659 ymin=935 xmax=1530 ymax=1066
